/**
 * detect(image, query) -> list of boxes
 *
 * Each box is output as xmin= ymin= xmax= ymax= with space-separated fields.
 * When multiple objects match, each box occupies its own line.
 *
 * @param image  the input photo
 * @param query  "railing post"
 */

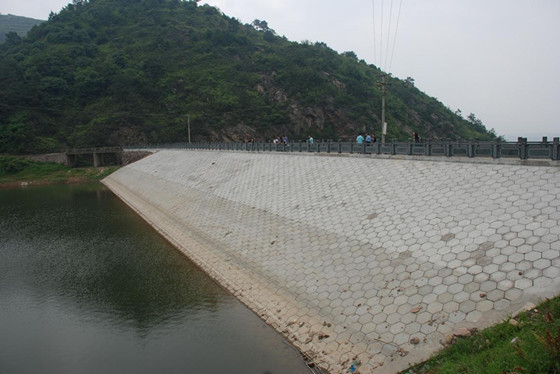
xmin=391 ymin=139 xmax=397 ymax=155
xmin=518 ymin=137 xmax=528 ymax=160
xmin=492 ymin=138 xmax=501 ymax=159
xmin=468 ymin=138 xmax=475 ymax=158
xmin=338 ymin=141 xmax=342 ymax=154
xmin=446 ymin=140 xmax=452 ymax=157
xmin=541 ymin=137 xmax=549 ymax=160
xmin=424 ymin=138 xmax=431 ymax=156
xmin=553 ymin=137 xmax=560 ymax=160
xmin=350 ymin=140 xmax=354 ymax=154
xmin=408 ymin=138 xmax=413 ymax=156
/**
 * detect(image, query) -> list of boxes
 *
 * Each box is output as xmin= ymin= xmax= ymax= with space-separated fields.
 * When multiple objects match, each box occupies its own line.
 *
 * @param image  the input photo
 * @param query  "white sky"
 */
xmin=2 ymin=0 xmax=559 ymax=140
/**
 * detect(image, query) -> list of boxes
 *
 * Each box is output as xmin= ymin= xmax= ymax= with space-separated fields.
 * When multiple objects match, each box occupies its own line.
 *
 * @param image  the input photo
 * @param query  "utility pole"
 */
xmin=187 ymin=115 xmax=191 ymax=144
xmin=378 ymin=74 xmax=388 ymax=145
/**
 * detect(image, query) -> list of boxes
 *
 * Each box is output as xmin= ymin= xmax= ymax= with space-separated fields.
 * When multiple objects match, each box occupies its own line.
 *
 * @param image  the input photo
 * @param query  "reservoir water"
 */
xmin=0 ymin=183 xmax=309 ymax=374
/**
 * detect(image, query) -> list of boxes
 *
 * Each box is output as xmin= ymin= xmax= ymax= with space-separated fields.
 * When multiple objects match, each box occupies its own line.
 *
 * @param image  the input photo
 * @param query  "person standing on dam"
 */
xmin=356 ymin=133 xmax=364 ymax=144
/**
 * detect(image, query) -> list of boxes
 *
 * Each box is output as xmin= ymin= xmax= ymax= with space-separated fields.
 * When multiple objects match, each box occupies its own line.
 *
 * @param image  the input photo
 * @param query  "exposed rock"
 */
xmin=453 ymin=328 xmax=471 ymax=337
xmin=441 ymin=334 xmax=454 ymax=346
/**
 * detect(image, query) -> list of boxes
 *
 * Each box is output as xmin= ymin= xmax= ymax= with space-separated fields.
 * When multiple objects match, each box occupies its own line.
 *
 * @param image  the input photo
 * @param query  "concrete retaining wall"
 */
xmin=102 ymin=150 xmax=560 ymax=374
xmin=23 ymin=153 xmax=68 ymax=165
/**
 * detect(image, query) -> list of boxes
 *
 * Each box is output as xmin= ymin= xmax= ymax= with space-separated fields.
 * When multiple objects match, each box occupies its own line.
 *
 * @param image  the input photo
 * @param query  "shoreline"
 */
xmin=0 ymin=166 xmax=119 ymax=189
xmin=0 ymin=177 xmax=100 ymax=189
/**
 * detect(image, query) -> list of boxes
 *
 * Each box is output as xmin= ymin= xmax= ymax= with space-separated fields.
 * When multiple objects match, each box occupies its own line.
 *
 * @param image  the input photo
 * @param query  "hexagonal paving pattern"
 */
xmin=104 ymin=150 xmax=560 ymax=374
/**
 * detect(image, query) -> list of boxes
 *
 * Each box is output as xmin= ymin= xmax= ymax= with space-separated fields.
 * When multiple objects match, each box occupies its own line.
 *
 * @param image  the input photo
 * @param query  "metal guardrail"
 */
xmin=126 ymin=137 xmax=560 ymax=161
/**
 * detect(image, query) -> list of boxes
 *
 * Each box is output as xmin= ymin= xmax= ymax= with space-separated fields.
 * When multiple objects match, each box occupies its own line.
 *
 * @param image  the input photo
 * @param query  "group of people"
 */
xmin=355 ymin=133 xmax=377 ymax=144
xmin=272 ymin=135 xmax=289 ymax=145
xmin=356 ymin=131 xmax=420 ymax=144
xmin=249 ymin=131 xmax=420 ymax=145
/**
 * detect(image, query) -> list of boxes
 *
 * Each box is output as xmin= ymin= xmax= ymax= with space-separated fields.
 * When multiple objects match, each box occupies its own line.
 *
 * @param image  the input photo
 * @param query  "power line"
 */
xmin=384 ymin=0 xmax=394 ymax=71
xmin=371 ymin=0 xmax=377 ymax=66
xmin=380 ymin=0 xmax=384 ymax=71
xmin=388 ymin=0 xmax=403 ymax=73
xmin=371 ymin=0 xmax=404 ymax=74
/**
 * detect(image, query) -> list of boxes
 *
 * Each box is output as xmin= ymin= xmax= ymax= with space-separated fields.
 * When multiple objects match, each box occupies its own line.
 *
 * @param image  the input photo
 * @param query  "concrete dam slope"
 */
xmin=102 ymin=150 xmax=560 ymax=374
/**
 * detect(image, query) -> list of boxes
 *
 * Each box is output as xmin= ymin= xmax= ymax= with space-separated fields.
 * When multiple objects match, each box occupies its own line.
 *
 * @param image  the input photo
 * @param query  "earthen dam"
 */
xmin=102 ymin=149 xmax=560 ymax=374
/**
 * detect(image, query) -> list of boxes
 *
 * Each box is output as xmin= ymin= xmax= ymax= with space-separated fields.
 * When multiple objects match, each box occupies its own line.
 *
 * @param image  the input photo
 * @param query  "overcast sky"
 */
xmin=2 ymin=0 xmax=558 ymax=140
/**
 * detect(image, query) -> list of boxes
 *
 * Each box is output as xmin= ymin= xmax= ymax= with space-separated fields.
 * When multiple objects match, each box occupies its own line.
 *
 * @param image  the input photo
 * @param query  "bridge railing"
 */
xmin=125 ymin=137 xmax=560 ymax=161
xmin=66 ymin=147 xmax=123 ymax=155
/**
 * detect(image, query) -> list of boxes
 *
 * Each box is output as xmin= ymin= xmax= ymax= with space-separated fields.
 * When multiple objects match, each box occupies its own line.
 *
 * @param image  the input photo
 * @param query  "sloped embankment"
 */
xmin=102 ymin=150 xmax=560 ymax=374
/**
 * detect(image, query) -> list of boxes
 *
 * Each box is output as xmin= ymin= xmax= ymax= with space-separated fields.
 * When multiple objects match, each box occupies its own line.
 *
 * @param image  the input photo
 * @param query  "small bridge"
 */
xmin=65 ymin=147 xmax=123 ymax=167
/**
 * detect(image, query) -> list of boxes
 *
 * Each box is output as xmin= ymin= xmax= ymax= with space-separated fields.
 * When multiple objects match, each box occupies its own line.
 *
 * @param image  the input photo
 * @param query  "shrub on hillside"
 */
xmin=0 ymin=156 xmax=32 ymax=176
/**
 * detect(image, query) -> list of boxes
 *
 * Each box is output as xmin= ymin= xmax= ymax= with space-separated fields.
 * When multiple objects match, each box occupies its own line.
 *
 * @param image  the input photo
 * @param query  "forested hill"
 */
xmin=0 ymin=0 xmax=496 ymax=154
xmin=0 ymin=14 xmax=44 ymax=43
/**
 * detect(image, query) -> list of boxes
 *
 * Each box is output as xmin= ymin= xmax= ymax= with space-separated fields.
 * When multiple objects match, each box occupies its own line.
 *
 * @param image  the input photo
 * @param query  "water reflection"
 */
xmin=0 ymin=184 xmax=309 ymax=374
xmin=1 ymin=185 xmax=222 ymax=328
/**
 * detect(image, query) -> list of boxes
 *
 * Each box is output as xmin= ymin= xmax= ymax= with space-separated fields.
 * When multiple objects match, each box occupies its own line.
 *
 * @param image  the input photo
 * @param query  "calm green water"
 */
xmin=0 ymin=184 xmax=308 ymax=374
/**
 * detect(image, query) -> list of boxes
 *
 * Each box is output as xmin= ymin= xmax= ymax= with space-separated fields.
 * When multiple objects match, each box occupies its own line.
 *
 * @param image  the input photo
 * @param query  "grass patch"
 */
xmin=0 ymin=155 xmax=119 ymax=185
xmin=402 ymin=296 xmax=560 ymax=374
